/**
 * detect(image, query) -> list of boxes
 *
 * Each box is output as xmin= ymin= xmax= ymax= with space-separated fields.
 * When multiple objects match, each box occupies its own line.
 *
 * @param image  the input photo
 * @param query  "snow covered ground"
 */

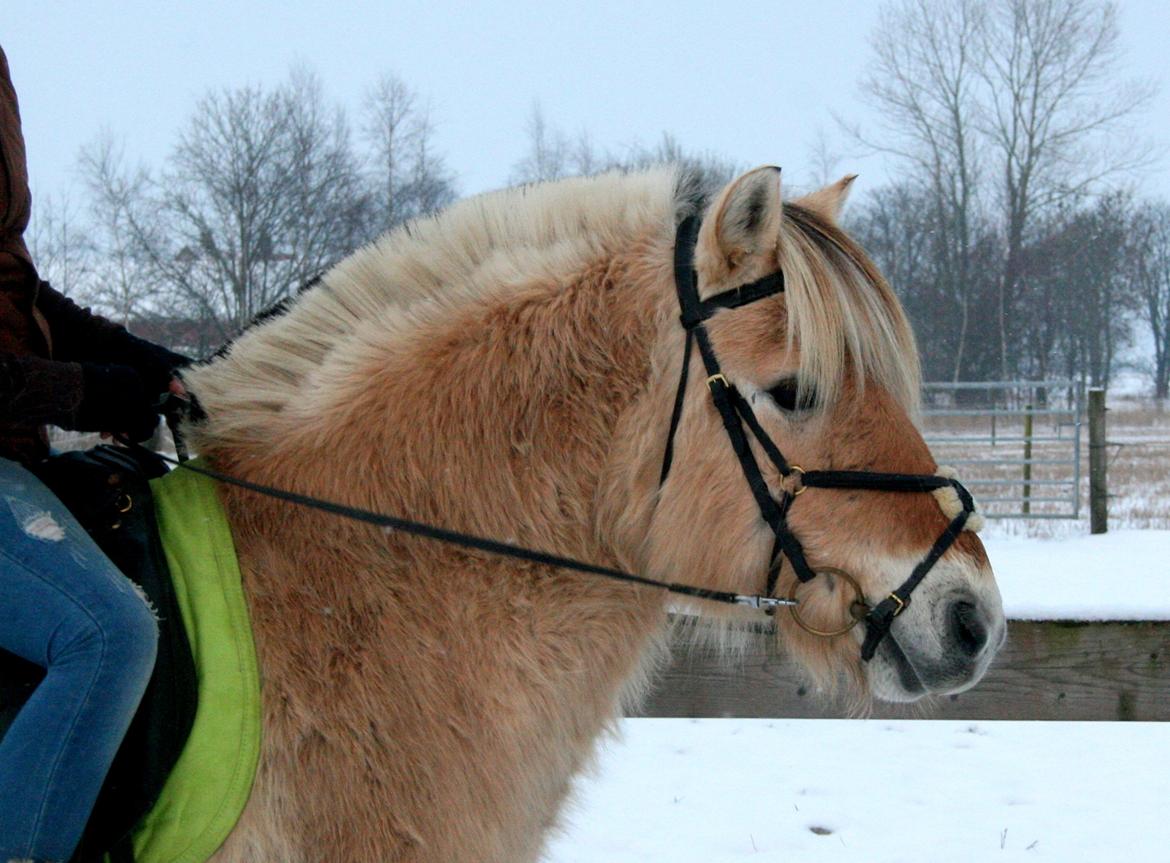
xmin=547 ymin=525 xmax=1170 ymax=863
xmin=546 ymin=718 xmax=1170 ymax=863
xmin=984 ymin=529 xmax=1170 ymax=620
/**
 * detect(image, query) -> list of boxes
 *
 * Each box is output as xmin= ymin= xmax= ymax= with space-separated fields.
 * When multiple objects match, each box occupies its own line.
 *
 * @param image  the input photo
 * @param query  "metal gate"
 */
xmin=920 ymin=381 xmax=1084 ymax=519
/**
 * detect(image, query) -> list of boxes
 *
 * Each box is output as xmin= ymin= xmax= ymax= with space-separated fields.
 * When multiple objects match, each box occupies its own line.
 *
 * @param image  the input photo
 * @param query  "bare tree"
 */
xmin=76 ymin=134 xmax=159 ymax=328
xmin=850 ymin=183 xmax=1001 ymax=383
xmin=363 ymin=74 xmax=456 ymax=231
xmin=569 ymin=129 xmax=600 ymax=178
xmin=846 ymin=0 xmax=986 ymax=381
xmin=26 ymin=191 xmax=92 ymax=298
xmin=1022 ymin=193 xmax=1137 ymax=388
xmin=509 ymin=102 xmax=572 ymax=185
xmin=981 ymin=0 xmax=1157 ymax=377
xmin=850 ymin=0 xmax=1156 ymax=381
xmin=107 ymin=68 xmax=373 ymax=346
xmin=1133 ymin=202 xmax=1170 ymax=399
xmin=363 ymin=74 xmax=414 ymax=226
xmin=805 ymin=125 xmax=844 ymax=191
xmin=617 ymin=132 xmax=739 ymax=191
xmin=509 ymin=105 xmax=738 ymax=197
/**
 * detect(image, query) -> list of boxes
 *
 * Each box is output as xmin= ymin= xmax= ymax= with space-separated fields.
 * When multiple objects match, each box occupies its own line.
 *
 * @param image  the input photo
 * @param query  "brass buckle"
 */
xmin=706 ymin=373 xmax=729 ymax=391
xmin=888 ymin=593 xmax=907 ymax=616
xmin=786 ymin=567 xmax=870 ymax=638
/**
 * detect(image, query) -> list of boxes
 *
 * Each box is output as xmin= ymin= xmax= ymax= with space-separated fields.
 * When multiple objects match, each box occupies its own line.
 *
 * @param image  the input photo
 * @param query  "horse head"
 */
xmin=616 ymin=166 xmax=1005 ymax=704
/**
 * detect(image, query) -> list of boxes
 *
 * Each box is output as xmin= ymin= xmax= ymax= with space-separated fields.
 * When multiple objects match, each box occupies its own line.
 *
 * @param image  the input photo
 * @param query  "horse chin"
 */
xmin=863 ymin=611 xmax=1007 ymax=704
xmin=864 ymin=634 xmax=930 ymax=703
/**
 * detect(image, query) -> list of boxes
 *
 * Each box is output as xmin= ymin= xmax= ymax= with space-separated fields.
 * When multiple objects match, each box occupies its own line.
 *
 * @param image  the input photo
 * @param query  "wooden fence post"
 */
xmin=1088 ymin=388 xmax=1107 ymax=534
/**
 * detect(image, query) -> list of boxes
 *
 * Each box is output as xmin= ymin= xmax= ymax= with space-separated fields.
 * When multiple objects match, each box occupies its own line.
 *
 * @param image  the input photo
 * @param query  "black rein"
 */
xmin=136 ymin=212 xmax=975 ymax=663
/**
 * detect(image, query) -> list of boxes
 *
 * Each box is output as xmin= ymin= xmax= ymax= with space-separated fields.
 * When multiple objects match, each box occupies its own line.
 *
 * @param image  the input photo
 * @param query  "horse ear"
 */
xmin=794 ymin=174 xmax=857 ymax=222
xmin=697 ymin=166 xmax=783 ymax=284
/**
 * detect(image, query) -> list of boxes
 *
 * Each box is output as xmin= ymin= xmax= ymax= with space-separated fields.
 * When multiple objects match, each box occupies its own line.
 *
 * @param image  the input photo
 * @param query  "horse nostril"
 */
xmin=949 ymin=600 xmax=988 ymax=657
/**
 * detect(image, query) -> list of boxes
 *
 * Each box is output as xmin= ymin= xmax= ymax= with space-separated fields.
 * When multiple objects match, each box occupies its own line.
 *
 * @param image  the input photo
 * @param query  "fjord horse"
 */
xmin=183 ymin=166 xmax=1004 ymax=862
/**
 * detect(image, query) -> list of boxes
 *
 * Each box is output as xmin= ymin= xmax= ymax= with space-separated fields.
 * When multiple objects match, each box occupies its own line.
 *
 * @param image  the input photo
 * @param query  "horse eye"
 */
xmin=767 ymin=378 xmax=817 ymax=413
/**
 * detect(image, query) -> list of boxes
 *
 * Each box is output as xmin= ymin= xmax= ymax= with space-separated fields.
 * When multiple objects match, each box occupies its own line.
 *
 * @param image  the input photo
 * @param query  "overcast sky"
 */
xmin=5 ymin=0 xmax=1168 ymax=210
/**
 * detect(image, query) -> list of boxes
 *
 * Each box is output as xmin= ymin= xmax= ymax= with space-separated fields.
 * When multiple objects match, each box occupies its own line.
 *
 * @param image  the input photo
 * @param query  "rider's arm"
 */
xmin=0 ymin=350 xmax=83 ymax=426
xmin=34 ymin=281 xmax=190 ymax=395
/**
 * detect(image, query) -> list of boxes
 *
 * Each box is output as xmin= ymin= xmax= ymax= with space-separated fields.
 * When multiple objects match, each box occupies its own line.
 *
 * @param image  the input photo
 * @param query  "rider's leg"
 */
xmin=0 ymin=457 xmax=158 ymax=863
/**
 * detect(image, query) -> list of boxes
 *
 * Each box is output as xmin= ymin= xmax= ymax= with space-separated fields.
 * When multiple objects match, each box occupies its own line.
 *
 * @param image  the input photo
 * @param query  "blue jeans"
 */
xmin=0 ymin=457 xmax=158 ymax=863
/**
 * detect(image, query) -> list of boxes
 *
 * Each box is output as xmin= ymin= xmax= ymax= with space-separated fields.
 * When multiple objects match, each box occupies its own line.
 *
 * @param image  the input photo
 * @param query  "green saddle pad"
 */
xmin=130 ymin=462 xmax=261 ymax=863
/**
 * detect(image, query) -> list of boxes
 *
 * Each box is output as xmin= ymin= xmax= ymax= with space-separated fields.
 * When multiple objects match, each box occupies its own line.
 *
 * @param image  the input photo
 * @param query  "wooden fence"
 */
xmin=638 ymin=619 xmax=1170 ymax=721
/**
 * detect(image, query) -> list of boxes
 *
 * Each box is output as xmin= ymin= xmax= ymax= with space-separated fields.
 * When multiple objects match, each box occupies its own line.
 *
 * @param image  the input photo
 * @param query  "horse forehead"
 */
xmin=702 ymin=299 xmax=790 ymax=365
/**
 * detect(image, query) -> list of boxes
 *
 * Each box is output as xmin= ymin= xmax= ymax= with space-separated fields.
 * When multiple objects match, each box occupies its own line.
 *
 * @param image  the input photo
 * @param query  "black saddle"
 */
xmin=0 ymin=445 xmax=198 ymax=863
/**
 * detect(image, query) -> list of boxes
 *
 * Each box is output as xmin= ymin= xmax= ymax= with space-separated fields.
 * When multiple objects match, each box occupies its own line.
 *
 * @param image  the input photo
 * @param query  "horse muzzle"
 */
xmin=865 ymin=574 xmax=1006 ymax=703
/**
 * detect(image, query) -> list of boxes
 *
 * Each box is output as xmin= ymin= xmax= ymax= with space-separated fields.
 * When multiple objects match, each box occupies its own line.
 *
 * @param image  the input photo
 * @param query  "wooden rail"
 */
xmin=637 ymin=620 xmax=1170 ymax=721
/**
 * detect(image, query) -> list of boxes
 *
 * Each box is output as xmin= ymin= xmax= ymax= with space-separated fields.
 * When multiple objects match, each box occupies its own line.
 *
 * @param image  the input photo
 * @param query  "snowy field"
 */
xmin=985 ymin=529 xmax=1170 ymax=619
xmin=547 ymin=398 xmax=1170 ymax=863
xmin=545 ymin=718 xmax=1170 ymax=863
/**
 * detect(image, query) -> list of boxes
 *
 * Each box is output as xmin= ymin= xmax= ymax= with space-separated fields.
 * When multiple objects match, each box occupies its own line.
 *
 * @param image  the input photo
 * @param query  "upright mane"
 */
xmin=186 ymin=167 xmax=689 ymax=448
xmin=186 ymin=168 xmax=921 ymax=453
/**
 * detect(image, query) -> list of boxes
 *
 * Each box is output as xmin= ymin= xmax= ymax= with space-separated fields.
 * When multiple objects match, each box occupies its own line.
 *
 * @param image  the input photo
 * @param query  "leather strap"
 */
xmin=660 ymin=215 xmax=975 ymax=661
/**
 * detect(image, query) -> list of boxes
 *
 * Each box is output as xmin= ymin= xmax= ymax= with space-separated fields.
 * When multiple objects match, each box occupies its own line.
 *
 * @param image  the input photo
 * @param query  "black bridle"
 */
xmin=143 ymin=214 xmax=975 ymax=663
xmin=658 ymin=216 xmax=977 ymax=661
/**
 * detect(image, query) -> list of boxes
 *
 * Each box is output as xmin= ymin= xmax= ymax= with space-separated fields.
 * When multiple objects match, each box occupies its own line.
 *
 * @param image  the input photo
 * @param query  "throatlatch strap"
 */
xmin=659 ymin=327 xmax=694 ymax=485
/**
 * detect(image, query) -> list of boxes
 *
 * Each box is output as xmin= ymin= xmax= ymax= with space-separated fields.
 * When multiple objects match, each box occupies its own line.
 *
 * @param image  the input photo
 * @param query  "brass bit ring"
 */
xmin=787 ymin=567 xmax=870 ymax=638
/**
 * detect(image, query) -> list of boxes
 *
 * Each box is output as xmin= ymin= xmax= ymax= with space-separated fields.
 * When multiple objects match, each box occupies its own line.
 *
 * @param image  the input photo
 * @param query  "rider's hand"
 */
xmin=73 ymin=363 xmax=160 ymax=442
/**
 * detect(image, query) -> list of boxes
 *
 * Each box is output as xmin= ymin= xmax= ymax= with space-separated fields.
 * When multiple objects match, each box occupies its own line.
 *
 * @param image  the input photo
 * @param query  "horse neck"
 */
xmin=230 ymin=236 xmax=673 ymax=571
xmin=206 ymin=237 xmax=682 ymax=862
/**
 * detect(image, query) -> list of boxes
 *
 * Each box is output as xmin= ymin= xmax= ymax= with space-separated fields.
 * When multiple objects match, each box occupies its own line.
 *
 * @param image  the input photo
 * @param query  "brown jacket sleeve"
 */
xmin=35 ymin=281 xmax=189 ymax=389
xmin=0 ymin=44 xmax=33 ymax=274
xmin=0 ymin=46 xmax=189 ymax=462
xmin=0 ymin=351 xmax=83 ymax=426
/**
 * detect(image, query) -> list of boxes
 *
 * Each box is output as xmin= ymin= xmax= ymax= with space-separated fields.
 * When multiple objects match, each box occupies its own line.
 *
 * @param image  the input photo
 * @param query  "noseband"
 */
xmin=659 ymin=216 xmax=976 ymax=661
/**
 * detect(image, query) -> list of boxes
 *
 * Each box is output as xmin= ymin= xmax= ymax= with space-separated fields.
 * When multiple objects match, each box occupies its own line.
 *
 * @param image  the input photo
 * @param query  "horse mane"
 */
xmin=185 ymin=167 xmax=692 ymax=448
xmin=779 ymin=202 xmax=922 ymax=416
xmin=185 ymin=168 xmax=919 ymax=452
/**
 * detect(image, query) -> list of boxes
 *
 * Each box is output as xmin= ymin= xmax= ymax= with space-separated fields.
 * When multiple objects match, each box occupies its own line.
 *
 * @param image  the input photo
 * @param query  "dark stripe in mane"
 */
xmin=207 ymin=273 xmax=324 ymax=361
xmin=783 ymin=203 xmax=890 ymax=296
